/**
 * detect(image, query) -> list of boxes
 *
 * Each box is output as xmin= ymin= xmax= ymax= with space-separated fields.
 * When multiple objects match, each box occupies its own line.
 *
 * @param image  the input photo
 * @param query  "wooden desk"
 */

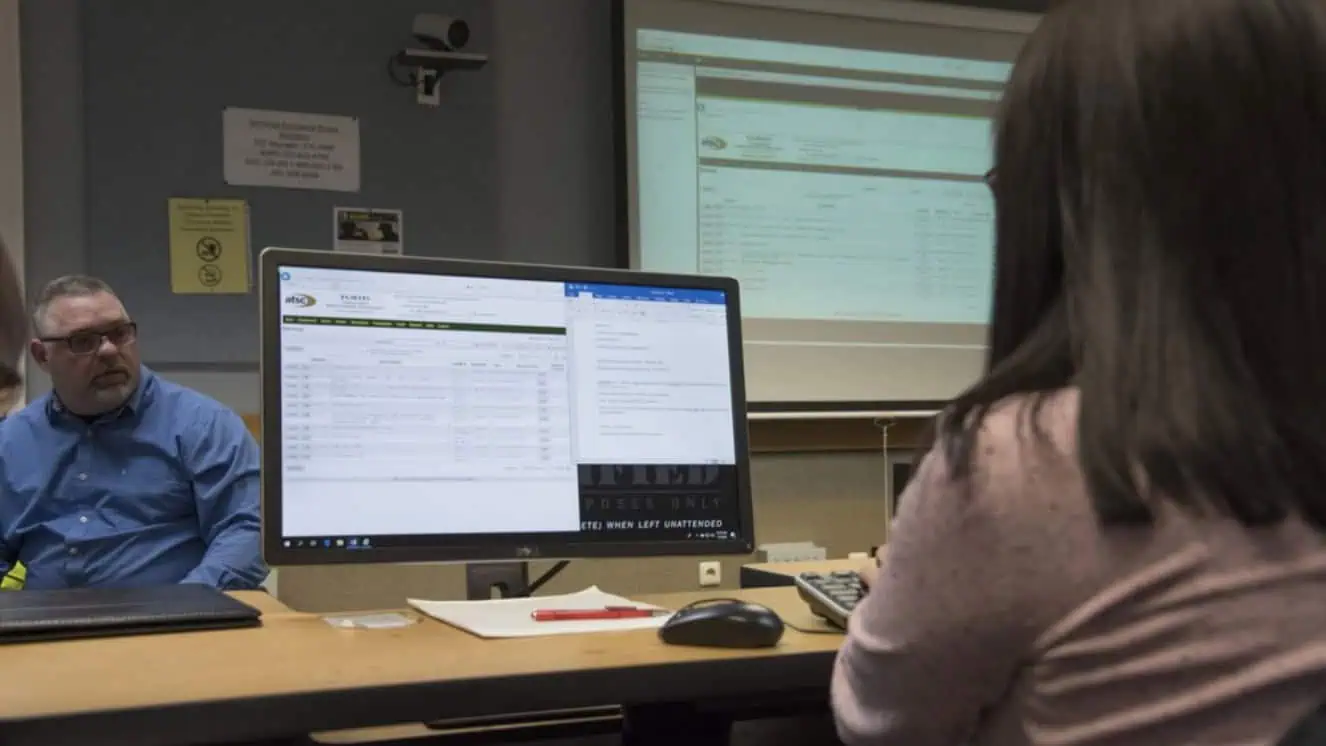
xmin=0 ymin=587 xmax=842 ymax=746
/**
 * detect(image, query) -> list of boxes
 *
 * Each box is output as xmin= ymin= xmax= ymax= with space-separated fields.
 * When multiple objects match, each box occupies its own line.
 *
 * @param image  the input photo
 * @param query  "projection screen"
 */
xmin=619 ymin=0 xmax=1038 ymax=411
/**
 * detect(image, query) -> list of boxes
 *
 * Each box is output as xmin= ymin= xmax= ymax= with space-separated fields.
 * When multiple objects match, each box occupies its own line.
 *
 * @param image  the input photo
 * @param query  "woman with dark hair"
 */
xmin=831 ymin=1 xmax=1326 ymax=745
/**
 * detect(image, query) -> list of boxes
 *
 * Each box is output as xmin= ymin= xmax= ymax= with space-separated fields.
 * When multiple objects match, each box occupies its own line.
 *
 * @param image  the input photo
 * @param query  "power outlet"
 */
xmin=416 ymin=69 xmax=441 ymax=106
xmin=698 ymin=561 xmax=722 ymax=587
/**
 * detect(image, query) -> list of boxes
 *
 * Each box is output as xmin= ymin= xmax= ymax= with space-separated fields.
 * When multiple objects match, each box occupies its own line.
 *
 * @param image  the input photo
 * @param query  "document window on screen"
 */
xmin=636 ymin=29 xmax=1002 ymax=325
xmin=276 ymin=267 xmax=740 ymax=548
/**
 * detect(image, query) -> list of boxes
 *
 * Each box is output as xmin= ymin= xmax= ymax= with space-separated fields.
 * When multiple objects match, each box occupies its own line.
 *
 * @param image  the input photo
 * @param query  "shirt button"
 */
xmin=68 ymin=547 xmax=78 ymax=555
xmin=79 ymin=516 xmax=89 ymax=524
xmin=78 ymin=473 xmax=88 ymax=481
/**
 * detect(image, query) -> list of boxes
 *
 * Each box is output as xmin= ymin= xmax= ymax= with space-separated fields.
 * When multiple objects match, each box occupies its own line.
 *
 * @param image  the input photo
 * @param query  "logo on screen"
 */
xmin=285 ymin=293 xmax=317 ymax=308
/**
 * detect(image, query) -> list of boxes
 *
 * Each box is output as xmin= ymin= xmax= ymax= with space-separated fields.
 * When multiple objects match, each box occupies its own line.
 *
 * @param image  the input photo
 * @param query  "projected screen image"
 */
xmin=622 ymin=0 xmax=1031 ymax=404
xmin=637 ymin=29 xmax=1000 ymax=324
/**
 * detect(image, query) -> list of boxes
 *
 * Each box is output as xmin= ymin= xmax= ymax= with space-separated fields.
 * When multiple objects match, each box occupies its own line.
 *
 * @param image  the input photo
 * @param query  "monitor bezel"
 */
xmin=259 ymin=247 xmax=756 ymax=567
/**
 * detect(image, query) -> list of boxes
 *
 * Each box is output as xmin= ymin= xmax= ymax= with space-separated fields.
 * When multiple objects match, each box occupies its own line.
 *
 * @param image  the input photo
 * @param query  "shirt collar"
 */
xmin=47 ymin=365 xmax=155 ymax=424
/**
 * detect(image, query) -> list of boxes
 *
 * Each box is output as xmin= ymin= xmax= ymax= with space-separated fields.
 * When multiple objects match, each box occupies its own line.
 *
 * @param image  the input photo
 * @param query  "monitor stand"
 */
xmin=465 ymin=562 xmax=530 ymax=600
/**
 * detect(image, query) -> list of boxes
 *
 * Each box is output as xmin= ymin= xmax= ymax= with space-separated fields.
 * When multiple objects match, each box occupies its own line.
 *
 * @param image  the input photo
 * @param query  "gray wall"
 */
xmin=21 ymin=0 xmax=618 ymax=407
xmin=83 ymin=0 xmax=499 ymax=366
xmin=21 ymin=0 xmax=1029 ymax=409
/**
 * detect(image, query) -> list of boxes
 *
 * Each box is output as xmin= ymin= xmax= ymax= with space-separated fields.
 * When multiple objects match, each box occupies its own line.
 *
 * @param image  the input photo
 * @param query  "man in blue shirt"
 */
xmin=0 ymin=275 xmax=267 ymax=590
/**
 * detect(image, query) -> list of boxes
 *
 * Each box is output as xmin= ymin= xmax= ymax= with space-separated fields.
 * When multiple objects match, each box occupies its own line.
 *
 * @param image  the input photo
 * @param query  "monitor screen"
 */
xmin=259 ymin=249 xmax=754 ymax=565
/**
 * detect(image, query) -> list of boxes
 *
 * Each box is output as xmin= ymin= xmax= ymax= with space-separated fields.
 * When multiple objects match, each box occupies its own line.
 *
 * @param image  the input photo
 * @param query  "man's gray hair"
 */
xmin=31 ymin=275 xmax=118 ymax=336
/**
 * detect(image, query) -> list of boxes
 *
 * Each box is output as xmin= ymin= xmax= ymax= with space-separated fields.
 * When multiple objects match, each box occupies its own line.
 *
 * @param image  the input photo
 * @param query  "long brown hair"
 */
xmin=940 ymin=0 xmax=1326 ymax=530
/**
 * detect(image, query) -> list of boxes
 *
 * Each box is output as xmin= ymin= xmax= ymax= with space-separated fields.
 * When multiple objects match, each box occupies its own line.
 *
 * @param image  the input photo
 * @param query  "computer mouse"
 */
xmin=657 ymin=599 xmax=785 ymax=649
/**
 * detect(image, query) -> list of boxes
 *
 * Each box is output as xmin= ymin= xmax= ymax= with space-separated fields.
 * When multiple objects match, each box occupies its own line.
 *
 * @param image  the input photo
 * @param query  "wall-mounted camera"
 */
xmin=388 ymin=14 xmax=489 ymax=107
xmin=413 ymin=14 xmax=470 ymax=51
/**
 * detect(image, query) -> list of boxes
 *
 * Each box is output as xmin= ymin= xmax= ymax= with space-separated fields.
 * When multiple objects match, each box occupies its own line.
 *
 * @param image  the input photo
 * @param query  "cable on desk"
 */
xmin=527 ymin=560 xmax=570 ymax=595
xmin=784 ymin=620 xmax=846 ymax=636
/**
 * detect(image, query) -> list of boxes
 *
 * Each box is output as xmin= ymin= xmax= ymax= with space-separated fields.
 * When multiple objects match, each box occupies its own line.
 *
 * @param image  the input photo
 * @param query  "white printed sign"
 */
xmin=222 ymin=107 xmax=360 ymax=192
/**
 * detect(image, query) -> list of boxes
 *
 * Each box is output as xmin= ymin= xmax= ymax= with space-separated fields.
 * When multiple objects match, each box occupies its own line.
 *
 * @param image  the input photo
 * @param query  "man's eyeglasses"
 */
xmin=40 ymin=322 xmax=138 ymax=356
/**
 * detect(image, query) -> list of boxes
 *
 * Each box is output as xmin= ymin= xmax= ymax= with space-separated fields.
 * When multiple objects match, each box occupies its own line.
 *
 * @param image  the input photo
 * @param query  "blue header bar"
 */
xmin=565 ymin=283 xmax=727 ymax=305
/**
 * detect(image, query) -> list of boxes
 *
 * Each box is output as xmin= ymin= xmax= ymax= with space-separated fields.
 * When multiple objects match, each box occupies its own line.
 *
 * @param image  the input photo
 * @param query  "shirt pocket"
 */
xmin=102 ymin=459 xmax=195 ymax=528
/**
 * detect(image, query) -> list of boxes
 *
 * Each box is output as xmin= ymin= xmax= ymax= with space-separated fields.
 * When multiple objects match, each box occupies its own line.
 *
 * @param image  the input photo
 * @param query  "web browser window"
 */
xmin=275 ymin=267 xmax=740 ymax=548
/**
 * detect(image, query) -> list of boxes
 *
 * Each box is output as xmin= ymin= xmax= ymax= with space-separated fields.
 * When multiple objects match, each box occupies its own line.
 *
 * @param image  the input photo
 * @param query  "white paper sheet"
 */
xmin=407 ymin=586 xmax=671 ymax=639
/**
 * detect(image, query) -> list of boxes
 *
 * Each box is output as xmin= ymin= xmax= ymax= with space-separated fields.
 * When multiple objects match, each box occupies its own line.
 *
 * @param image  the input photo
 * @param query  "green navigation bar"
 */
xmin=282 ymin=315 xmax=566 ymax=336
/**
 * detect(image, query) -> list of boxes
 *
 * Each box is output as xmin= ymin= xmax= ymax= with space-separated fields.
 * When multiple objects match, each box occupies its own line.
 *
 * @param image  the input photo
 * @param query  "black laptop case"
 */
xmin=0 ymin=583 xmax=262 ymax=643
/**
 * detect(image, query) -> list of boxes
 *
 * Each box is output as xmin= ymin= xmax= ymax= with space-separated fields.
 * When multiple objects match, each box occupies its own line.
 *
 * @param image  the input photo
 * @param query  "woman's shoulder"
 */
xmin=899 ymin=388 xmax=1102 ymax=589
xmin=975 ymin=386 xmax=1080 ymax=459
xmin=937 ymin=387 xmax=1084 ymax=507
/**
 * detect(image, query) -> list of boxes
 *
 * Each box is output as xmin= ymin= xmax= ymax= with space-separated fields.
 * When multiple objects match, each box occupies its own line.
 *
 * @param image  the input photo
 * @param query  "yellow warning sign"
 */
xmin=168 ymin=198 xmax=251 ymax=294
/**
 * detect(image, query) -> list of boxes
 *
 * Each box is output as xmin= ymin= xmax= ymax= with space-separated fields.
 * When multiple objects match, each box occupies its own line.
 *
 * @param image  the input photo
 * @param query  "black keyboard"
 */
xmin=794 ymin=570 xmax=865 ymax=629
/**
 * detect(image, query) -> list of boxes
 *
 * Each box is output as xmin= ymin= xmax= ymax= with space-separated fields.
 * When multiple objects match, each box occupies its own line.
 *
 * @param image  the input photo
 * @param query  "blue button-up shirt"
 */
xmin=0 ymin=367 xmax=267 ymax=590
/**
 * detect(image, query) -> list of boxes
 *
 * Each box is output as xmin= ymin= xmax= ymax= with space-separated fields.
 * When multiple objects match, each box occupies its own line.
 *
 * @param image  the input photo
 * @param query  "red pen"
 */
xmin=531 ymin=605 xmax=669 ymax=622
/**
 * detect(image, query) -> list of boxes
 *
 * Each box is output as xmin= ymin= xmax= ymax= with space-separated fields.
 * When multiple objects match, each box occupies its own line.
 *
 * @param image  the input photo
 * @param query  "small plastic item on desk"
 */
xmin=532 ymin=606 xmax=671 ymax=622
xmin=322 ymin=612 xmax=417 ymax=630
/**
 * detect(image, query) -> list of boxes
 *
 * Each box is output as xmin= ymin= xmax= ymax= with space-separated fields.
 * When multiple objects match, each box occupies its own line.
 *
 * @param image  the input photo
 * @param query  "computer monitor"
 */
xmin=258 ymin=247 xmax=755 ymax=596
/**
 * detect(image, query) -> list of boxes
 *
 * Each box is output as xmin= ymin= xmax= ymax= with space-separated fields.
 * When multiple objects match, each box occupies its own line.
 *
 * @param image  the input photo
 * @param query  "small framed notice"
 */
xmin=333 ymin=207 xmax=404 ymax=255
xmin=222 ymin=107 xmax=360 ymax=193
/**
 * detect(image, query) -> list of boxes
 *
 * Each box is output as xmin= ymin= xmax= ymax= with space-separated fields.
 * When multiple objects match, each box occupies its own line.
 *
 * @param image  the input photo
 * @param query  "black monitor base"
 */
xmin=465 ymin=562 xmax=531 ymax=600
